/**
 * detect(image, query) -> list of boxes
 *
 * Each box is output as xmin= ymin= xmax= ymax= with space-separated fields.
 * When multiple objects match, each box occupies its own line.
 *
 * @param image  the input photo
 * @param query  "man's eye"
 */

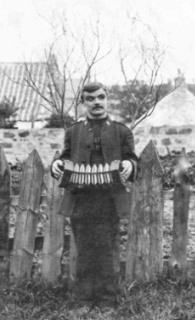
xmin=98 ymin=95 xmax=106 ymax=100
xmin=86 ymin=97 xmax=94 ymax=102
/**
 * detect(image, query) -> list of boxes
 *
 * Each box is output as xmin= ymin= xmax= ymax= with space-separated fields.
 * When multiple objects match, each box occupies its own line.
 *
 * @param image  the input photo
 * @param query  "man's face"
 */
xmin=83 ymin=88 xmax=108 ymax=119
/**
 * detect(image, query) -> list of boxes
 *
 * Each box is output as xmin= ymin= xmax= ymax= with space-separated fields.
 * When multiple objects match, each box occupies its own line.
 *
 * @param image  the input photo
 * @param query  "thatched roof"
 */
xmin=139 ymin=82 xmax=195 ymax=127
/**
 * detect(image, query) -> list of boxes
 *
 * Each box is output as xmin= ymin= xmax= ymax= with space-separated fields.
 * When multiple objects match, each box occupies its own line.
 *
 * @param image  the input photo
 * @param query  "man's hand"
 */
xmin=52 ymin=159 xmax=64 ymax=179
xmin=120 ymin=160 xmax=133 ymax=183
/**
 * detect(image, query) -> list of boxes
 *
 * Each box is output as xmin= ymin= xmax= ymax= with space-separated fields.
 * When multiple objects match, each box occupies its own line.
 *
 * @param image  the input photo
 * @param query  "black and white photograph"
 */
xmin=0 ymin=0 xmax=195 ymax=319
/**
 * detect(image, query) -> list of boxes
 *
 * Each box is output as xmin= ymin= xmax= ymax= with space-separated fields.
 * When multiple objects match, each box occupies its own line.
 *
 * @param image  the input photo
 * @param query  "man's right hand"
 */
xmin=51 ymin=159 xmax=64 ymax=179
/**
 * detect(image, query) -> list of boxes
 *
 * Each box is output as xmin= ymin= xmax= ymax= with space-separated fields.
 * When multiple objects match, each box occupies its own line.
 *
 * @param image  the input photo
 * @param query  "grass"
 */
xmin=0 ymin=274 xmax=195 ymax=320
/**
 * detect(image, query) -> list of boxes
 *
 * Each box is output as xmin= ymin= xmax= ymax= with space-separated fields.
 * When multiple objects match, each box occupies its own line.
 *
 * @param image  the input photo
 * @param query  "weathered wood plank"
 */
xmin=69 ymin=230 xmax=77 ymax=281
xmin=169 ymin=148 xmax=192 ymax=279
xmin=42 ymin=151 xmax=65 ymax=283
xmin=0 ymin=146 xmax=11 ymax=277
xmin=10 ymin=150 xmax=44 ymax=281
xmin=126 ymin=140 xmax=164 ymax=283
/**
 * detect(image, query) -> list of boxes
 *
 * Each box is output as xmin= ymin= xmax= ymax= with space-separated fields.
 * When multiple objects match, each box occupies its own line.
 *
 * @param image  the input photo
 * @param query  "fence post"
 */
xmin=0 ymin=146 xmax=11 ymax=277
xmin=169 ymin=148 xmax=192 ymax=279
xmin=42 ymin=152 xmax=65 ymax=283
xmin=126 ymin=140 xmax=164 ymax=283
xmin=10 ymin=150 xmax=44 ymax=281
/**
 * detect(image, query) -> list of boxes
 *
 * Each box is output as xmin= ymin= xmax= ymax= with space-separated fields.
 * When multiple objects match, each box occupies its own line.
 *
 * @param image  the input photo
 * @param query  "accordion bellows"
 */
xmin=58 ymin=160 xmax=122 ymax=189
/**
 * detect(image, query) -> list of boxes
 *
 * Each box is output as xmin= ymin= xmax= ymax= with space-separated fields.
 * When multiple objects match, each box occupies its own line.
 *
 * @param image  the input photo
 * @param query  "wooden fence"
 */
xmin=0 ymin=140 xmax=194 ymax=284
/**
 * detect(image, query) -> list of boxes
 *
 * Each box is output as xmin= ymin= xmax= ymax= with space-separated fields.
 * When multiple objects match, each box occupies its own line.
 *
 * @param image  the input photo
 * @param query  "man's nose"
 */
xmin=94 ymin=97 xmax=100 ymax=104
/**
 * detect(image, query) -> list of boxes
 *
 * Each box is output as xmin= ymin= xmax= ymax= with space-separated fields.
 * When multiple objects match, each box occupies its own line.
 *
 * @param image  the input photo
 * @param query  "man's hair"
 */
xmin=80 ymin=82 xmax=108 ymax=103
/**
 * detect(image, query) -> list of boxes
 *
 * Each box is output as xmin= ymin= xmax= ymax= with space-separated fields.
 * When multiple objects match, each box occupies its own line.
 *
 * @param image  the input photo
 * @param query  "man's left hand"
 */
xmin=120 ymin=160 xmax=133 ymax=182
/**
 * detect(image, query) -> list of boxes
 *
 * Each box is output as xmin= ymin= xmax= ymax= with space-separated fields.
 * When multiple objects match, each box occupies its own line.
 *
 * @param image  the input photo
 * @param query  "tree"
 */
xmin=23 ymin=13 xmax=112 ymax=129
xmin=0 ymin=97 xmax=18 ymax=128
xmin=117 ymin=14 xmax=181 ymax=129
xmin=109 ymin=80 xmax=173 ymax=124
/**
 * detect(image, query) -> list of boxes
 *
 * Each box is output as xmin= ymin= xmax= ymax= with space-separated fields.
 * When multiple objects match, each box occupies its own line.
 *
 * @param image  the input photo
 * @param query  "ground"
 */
xmin=0 ymin=275 xmax=195 ymax=319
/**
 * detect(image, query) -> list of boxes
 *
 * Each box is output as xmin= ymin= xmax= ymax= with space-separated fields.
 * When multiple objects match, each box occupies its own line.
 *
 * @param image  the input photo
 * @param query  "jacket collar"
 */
xmin=84 ymin=116 xmax=111 ymax=126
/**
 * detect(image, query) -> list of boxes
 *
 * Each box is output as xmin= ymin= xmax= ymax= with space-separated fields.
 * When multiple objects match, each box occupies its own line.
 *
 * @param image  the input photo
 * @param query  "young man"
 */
xmin=51 ymin=82 xmax=138 ymax=311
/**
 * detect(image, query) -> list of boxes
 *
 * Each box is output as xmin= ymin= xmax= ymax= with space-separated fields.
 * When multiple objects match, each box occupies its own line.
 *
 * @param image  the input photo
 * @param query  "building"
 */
xmin=139 ymin=78 xmax=195 ymax=127
xmin=0 ymin=61 xmax=80 ymax=129
xmin=134 ymin=76 xmax=195 ymax=156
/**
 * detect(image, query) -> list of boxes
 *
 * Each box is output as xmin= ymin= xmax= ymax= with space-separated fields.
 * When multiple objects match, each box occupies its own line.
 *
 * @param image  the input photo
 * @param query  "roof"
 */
xmin=0 ymin=62 xmax=49 ymax=121
xmin=138 ymin=82 xmax=195 ymax=127
xmin=0 ymin=62 xmax=80 ymax=122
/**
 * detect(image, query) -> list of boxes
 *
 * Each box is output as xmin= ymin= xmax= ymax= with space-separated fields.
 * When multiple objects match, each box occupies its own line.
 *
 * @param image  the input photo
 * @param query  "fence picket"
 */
xmin=126 ymin=140 xmax=164 ymax=283
xmin=169 ymin=148 xmax=191 ymax=278
xmin=10 ymin=150 xmax=44 ymax=281
xmin=42 ymin=151 xmax=65 ymax=283
xmin=0 ymin=146 xmax=11 ymax=276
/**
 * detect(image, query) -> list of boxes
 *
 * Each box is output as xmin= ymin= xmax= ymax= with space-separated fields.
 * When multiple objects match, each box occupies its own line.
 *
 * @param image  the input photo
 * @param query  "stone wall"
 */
xmin=134 ymin=125 xmax=195 ymax=156
xmin=0 ymin=129 xmax=64 ymax=167
xmin=0 ymin=125 xmax=195 ymax=167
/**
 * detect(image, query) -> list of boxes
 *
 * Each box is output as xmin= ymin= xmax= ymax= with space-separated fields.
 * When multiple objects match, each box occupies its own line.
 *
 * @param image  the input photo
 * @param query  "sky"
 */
xmin=0 ymin=0 xmax=195 ymax=84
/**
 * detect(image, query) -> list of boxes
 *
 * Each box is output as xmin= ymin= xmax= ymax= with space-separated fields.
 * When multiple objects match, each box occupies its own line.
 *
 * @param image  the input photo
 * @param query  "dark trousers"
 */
xmin=70 ymin=189 xmax=120 ymax=307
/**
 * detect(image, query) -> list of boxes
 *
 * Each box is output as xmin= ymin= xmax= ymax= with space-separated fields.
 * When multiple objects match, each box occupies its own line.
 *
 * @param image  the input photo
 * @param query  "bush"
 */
xmin=0 ymin=97 xmax=18 ymax=128
xmin=45 ymin=113 xmax=74 ymax=128
xmin=161 ymin=151 xmax=195 ymax=189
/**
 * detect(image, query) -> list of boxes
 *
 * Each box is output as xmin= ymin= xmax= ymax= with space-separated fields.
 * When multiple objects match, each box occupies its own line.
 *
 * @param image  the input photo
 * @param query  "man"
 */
xmin=51 ymin=82 xmax=138 ymax=311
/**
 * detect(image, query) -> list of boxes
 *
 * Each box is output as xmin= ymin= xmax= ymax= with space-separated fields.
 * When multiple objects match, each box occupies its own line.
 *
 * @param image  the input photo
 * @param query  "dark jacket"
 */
xmin=55 ymin=117 xmax=138 ymax=217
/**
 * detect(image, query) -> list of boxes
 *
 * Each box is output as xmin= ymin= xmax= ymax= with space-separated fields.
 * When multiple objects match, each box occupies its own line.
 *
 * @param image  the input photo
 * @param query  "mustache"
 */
xmin=92 ymin=105 xmax=103 ymax=109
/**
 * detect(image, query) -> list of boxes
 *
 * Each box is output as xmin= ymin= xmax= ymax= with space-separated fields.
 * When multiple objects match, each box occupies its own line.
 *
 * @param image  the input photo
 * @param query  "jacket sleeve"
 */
xmin=59 ymin=127 xmax=71 ymax=160
xmin=50 ymin=127 xmax=71 ymax=178
xmin=121 ymin=126 xmax=139 ymax=182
